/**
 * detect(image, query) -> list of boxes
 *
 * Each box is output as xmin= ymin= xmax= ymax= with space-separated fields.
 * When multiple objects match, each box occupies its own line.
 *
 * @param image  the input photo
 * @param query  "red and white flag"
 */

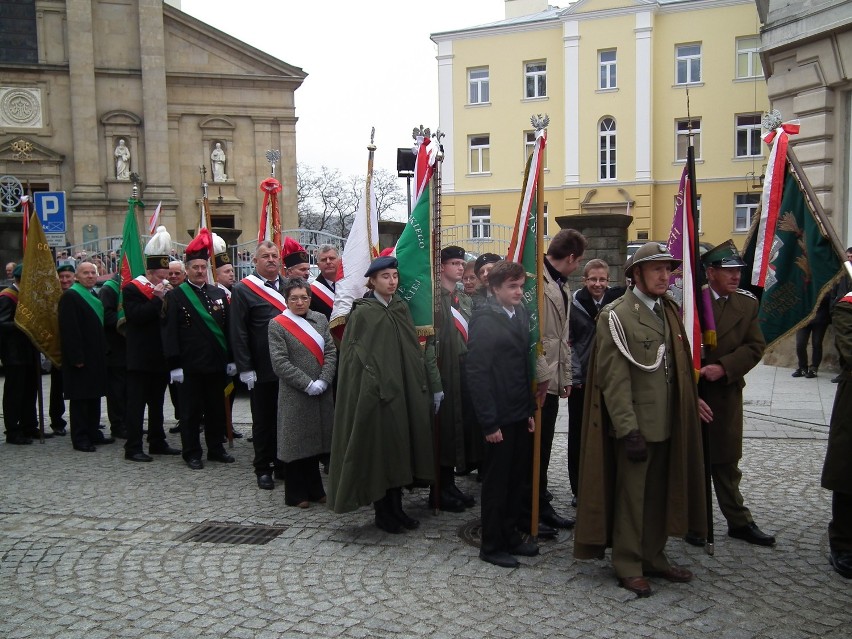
xmin=147 ymin=201 xmax=162 ymax=235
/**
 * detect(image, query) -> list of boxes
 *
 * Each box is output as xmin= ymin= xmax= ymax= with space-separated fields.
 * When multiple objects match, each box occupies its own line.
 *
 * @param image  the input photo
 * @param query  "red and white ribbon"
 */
xmin=450 ymin=305 xmax=468 ymax=343
xmin=275 ymin=309 xmax=325 ymax=365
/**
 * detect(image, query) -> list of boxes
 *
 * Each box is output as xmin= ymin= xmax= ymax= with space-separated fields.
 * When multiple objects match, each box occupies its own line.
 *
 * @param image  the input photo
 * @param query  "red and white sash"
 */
xmin=217 ymin=282 xmax=232 ymax=301
xmin=274 ymin=309 xmax=324 ymax=365
xmin=131 ymin=275 xmax=155 ymax=300
xmin=242 ymin=274 xmax=287 ymax=311
xmin=450 ymin=305 xmax=468 ymax=343
xmin=310 ymin=279 xmax=334 ymax=308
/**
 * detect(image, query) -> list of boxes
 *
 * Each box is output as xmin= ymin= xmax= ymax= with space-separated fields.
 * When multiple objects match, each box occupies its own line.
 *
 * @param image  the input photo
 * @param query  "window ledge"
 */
xmin=732 ymin=155 xmax=764 ymax=162
xmin=596 ymin=87 xmax=619 ymax=94
xmin=465 ymin=102 xmax=491 ymax=108
xmin=466 ymin=172 xmax=492 ymax=178
xmin=672 ymin=82 xmax=704 ymax=89
xmin=732 ymin=229 xmax=749 ymax=234
xmin=673 ymin=159 xmax=704 ymax=165
xmin=733 ymin=76 xmax=762 ymax=83
xmin=521 ymin=96 xmax=549 ymax=103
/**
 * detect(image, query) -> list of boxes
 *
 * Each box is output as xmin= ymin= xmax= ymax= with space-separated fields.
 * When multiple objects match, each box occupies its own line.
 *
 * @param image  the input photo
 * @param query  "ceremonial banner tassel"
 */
xmin=395 ymin=128 xmax=439 ymax=338
xmin=506 ymin=115 xmax=548 ymax=538
xmin=21 ymin=194 xmax=31 ymax=251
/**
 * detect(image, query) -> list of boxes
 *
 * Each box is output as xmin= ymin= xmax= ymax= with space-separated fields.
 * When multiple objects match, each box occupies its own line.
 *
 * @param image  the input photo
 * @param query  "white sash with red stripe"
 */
xmin=310 ymin=279 xmax=334 ymax=308
xmin=242 ymin=274 xmax=287 ymax=311
xmin=217 ymin=282 xmax=231 ymax=301
xmin=131 ymin=275 xmax=155 ymax=300
xmin=450 ymin=305 xmax=468 ymax=343
xmin=274 ymin=309 xmax=325 ymax=365
xmin=841 ymin=292 xmax=852 ymax=304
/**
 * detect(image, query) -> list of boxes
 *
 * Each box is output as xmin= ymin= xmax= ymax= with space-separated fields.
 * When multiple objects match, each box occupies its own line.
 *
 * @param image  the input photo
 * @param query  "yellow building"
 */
xmin=432 ymin=0 xmax=769 ymax=252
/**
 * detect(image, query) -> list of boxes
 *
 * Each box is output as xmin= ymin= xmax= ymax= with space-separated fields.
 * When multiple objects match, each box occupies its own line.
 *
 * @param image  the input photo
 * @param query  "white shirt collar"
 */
xmin=632 ymin=287 xmax=660 ymax=311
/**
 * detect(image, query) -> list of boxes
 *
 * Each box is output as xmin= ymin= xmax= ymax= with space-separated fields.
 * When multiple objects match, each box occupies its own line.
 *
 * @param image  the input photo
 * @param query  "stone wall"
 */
xmin=554 ymin=212 xmax=633 ymax=291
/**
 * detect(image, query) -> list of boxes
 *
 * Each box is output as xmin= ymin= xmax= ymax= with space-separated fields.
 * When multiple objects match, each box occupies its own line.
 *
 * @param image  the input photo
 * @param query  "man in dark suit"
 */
xmin=309 ymin=244 xmax=339 ymax=319
xmin=99 ymin=271 xmax=127 ymax=439
xmin=686 ymin=240 xmax=774 ymax=547
xmin=58 ymin=261 xmax=110 ymax=452
xmin=48 ymin=264 xmax=76 ymax=436
xmin=0 ymin=263 xmax=41 ymax=444
xmin=123 ymin=227 xmax=182 ymax=462
xmin=229 ymin=240 xmax=289 ymax=489
xmin=162 ymin=231 xmax=235 ymax=471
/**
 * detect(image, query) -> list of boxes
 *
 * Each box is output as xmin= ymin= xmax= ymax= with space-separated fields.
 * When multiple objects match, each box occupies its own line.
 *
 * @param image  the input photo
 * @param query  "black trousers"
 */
xmin=796 ymin=322 xmax=829 ymax=369
xmin=481 ymin=419 xmax=530 ymax=555
xmin=179 ymin=371 xmax=226 ymax=461
xmin=284 ymin=455 xmax=326 ymax=506
xmin=3 ymin=364 xmax=38 ymax=439
xmin=105 ymin=365 xmax=126 ymax=434
xmin=567 ymin=385 xmax=586 ymax=496
xmin=49 ymin=367 xmax=66 ymax=429
xmin=250 ymin=380 xmax=282 ymax=476
xmin=830 ymin=491 xmax=852 ymax=553
xmin=520 ymin=393 xmax=559 ymax=521
xmin=124 ymin=369 xmax=169 ymax=455
xmin=69 ymin=397 xmax=102 ymax=448
xmin=168 ymin=380 xmax=180 ymax=422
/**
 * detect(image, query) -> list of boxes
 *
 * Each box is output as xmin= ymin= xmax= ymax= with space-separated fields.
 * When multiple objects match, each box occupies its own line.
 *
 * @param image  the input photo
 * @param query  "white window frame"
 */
xmin=675 ymin=43 xmax=702 ymax=85
xmin=676 ymin=118 xmax=702 ymax=161
xmin=735 ymin=113 xmax=763 ymax=158
xmin=468 ymin=67 xmax=490 ymax=105
xmin=470 ymin=207 xmax=492 ymax=239
xmin=524 ymin=131 xmax=548 ymax=168
xmin=599 ymin=117 xmax=616 ymax=181
xmin=524 ymin=61 xmax=547 ymax=99
xmin=469 ymin=134 xmax=490 ymax=174
xmin=736 ymin=36 xmax=763 ymax=79
xmin=734 ymin=193 xmax=760 ymax=232
xmin=599 ymin=49 xmax=617 ymax=90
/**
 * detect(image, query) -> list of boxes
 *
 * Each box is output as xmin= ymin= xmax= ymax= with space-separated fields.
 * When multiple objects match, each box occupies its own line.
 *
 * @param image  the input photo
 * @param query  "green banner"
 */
xmin=512 ymin=153 xmax=541 ymax=378
xmin=396 ymin=181 xmax=433 ymax=335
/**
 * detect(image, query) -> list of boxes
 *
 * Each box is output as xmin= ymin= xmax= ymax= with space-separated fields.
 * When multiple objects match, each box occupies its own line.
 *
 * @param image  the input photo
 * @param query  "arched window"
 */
xmin=599 ymin=117 xmax=616 ymax=181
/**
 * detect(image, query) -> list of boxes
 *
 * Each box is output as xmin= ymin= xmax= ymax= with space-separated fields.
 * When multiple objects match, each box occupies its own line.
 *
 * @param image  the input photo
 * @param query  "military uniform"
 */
xmin=99 ymin=274 xmax=127 ymax=438
xmin=0 ymin=278 xmax=39 ymax=444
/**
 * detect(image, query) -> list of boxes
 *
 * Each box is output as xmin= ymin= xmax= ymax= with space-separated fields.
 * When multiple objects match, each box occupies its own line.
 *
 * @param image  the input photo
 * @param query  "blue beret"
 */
xmin=364 ymin=256 xmax=398 ymax=277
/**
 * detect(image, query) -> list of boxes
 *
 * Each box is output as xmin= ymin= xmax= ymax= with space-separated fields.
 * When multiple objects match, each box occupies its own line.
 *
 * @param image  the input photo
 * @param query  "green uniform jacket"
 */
xmin=701 ymin=289 xmax=765 ymax=464
xmin=821 ymin=293 xmax=852 ymax=494
xmin=574 ymin=290 xmax=707 ymax=558
xmin=326 ymin=294 xmax=435 ymax=514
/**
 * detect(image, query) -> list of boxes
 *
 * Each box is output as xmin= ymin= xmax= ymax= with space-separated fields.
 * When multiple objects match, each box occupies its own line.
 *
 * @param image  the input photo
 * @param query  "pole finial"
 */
xmin=266 ymin=150 xmax=281 ymax=177
xmin=368 ymin=127 xmax=376 ymax=152
xmin=129 ymin=172 xmax=142 ymax=199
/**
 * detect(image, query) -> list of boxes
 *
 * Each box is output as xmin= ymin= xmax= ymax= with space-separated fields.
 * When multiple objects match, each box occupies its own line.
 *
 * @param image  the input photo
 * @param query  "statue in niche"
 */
xmin=211 ymin=142 xmax=228 ymax=182
xmin=114 ymin=139 xmax=131 ymax=180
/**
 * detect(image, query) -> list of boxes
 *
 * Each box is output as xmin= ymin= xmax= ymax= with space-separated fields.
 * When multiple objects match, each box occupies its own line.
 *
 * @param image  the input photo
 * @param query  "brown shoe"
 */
xmin=647 ymin=566 xmax=693 ymax=583
xmin=619 ymin=576 xmax=652 ymax=597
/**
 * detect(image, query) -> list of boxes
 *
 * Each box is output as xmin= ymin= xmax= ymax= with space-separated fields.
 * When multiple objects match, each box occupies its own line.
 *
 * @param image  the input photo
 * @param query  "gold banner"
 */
xmin=15 ymin=213 xmax=62 ymax=367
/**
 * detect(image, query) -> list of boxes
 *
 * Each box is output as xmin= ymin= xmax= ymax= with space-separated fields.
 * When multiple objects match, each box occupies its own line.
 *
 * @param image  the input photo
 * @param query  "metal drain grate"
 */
xmin=458 ymin=519 xmax=483 ymax=548
xmin=175 ymin=522 xmax=287 ymax=545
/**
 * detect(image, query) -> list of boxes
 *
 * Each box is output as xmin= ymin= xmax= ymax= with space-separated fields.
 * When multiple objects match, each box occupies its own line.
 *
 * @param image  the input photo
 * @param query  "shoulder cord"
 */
xmin=608 ymin=308 xmax=665 ymax=372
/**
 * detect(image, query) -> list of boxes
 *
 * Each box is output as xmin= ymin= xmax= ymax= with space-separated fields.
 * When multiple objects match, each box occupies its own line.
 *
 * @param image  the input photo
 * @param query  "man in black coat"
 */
xmin=162 ymin=233 xmax=235 ymax=470
xmin=58 ymin=261 xmax=110 ymax=452
xmin=122 ymin=227 xmax=182 ymax=462
xmin=0 ymin=263 xmax=41 ymax=444
xmin=99 ymin=272 xmax=127 ymax=439
xmin=229 ymin=240 xmax=289 ymax=489
xmin=48 ymin=264 xmax=76 ymax=436
xmin=309 ymin=244 xmax=339 ymax=319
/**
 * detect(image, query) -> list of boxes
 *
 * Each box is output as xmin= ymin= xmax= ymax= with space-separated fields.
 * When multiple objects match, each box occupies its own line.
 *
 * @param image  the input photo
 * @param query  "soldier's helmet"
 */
xmin=625 ymin=242 xmax=681 ymax=278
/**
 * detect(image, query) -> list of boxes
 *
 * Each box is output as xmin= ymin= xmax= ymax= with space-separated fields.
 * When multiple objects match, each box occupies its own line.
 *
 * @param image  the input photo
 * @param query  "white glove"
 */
xmin=433 ymin=391 xmax=444 ymax=413
xmin=305 ymin=380 xmax=322 ymax=396
xmin=40 ymin=354 xmax=52 ymax=372
xmin=226 ymin=362 xmax=237 ymax=376
xmin=314 ymin=379 xmax=329 ymax=394
xmin=170 ymin=368 xmax=184 ymax=384
xmin=240 ymin=370 xmax=257 ymax=390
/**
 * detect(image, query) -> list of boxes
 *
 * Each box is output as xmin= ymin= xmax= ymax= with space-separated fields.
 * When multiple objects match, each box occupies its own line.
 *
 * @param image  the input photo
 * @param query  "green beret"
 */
xmin=12 ymin=264 xmax=23 ymax=278
xmin=57 ymin=264 xmax=76 ymax=274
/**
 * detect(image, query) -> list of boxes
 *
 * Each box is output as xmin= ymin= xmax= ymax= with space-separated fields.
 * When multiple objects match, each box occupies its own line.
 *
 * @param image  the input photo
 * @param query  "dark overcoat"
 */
xmin=229 ymin=272 xmax=287 ymax=383
xmin=700 ymin=289 xmax=765 ymax=464
xmin=99 ymin=277 xmax=126 ymax=367
xmin=122 ymin=279 xmax=167 ymax=372
xmin=161 ymin=283 xmax=230 ymax=373
xmin=58 ymin=287 xmax=107 ymax=400
xmin=0 ymin=286 xmax=38 ymax=366
xmin=821 ymin=294 xmax=852 ymax=494
xmin=326 ymin=294 xmax=434 ymax=513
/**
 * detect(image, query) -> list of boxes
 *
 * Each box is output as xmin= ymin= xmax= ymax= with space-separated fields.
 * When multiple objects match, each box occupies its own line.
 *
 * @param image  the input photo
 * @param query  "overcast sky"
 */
xmin=180 ymin=0 xmax=508 ymax=184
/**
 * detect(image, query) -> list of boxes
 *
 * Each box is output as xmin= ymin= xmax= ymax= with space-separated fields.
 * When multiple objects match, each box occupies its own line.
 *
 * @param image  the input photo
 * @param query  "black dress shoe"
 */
xmin=806 ymin=367 xmax=818 ymax=378
xmin=448 ymin=483 xmax=476 ymax=508
xmin=479 ymin=551 xmax=519 ymax=568
xmin=207 ymin=451 xmax=235 ymax=463
xmin=73 ymin=444 xmax=97 ymax=452
xmin=520 ymin=521 xmax=558 ymax=539
xmin=168 ymin=424 xmax=181 ymax=434
xmin=257 ymin=474 xmax=274 ymax=490
xmin=6 ymin=435 xmax=33 ymax=445
xmin=829 ymin=550 xmax=852 ymax=579
xmin=94 ymin=436 xmax=115 ymax=445
xmin=543 ymin=489 xmax=554 ymax=502
xmin=541 ymin=511 xmax=575 ymax=529
xmin=374 ymin=511 xmax=404 ymax=534
xmin=125 ymin=452 xmax=153 ymax=462
xmin=509 ymin=542 xmax=540 ymax=557
xmin=51 ymin=426 xmax=67 ymax=436
xmin=149 ymin=445 xmax=181 ymax=456
xmin=728 ymin=522 xmax=776 ymax=546
xmin=684 ymin=531 xmax=706 ymax=547
xmin=791 ymin=368 xmax=806 ymax=378
xmin=571 ymin=496 xmax=577 ymax=508
xmin=231 ymin=431 xmax=244 ymax=439
xmin=428 ymin=489 xmax=466 ymax=513
xmin=186 ymin=458 xmax=204 ymax=470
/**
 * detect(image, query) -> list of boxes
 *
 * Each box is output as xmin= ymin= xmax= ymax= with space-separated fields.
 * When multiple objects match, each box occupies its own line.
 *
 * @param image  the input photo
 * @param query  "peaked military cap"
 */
xmin=702 ymin=239 xmax=746 ymax=268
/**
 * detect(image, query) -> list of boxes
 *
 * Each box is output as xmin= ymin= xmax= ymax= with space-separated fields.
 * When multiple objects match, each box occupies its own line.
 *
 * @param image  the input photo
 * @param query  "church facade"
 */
xmin=0 ymin=0 xmax=305 ymax=265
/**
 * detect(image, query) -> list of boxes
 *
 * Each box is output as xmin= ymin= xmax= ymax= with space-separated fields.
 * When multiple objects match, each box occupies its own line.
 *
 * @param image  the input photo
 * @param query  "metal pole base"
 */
xmin=705 ymin=542 xmax=715 ymax=556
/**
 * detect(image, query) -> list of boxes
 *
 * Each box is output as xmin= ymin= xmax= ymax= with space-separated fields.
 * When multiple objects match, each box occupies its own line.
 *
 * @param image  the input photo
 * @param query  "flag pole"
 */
xmin=530 ymin=118 xmax=547 ymax=540
xmin=366 ymin=129 xmax=377 ymax=254
xmin=431 ymin=127 xmax=445 ymax=516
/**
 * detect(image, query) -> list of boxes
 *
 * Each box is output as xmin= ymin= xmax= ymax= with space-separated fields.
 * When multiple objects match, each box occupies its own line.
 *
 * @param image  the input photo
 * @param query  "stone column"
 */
xmin=66 ymin=0 xmax=105 ymax=203
xmin=138 ymin=0 xmax=176 ymax=202
xmin=555 ymin=213 xmax=633 ymax=288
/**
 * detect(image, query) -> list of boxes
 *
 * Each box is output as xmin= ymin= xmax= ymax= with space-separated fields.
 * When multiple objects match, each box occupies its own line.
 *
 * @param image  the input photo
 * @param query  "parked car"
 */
xmin=627 ymin=240 xmax=714 ymax=259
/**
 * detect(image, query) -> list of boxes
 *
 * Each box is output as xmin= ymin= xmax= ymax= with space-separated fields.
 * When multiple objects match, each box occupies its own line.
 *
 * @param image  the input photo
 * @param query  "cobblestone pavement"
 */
xmin=1 ymin=365 xmax=849 ymax=638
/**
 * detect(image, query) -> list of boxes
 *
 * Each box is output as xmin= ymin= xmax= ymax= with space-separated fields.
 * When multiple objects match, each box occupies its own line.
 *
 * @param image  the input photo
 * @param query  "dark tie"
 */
xmin=265 ymin=279 xmax=277 ymax=291
xmin=653 ymin=301 xmax=664 ymax=323
xmin=716 ymin=296 xmax=726 ymax=312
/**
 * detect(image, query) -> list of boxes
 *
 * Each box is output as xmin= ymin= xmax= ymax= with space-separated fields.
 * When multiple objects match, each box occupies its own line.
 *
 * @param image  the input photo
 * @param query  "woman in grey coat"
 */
xmin=268 ymin=279 xmax=337 ymax=508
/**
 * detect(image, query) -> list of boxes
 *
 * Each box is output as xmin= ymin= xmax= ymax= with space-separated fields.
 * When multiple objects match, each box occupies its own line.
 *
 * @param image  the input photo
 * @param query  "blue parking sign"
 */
xmin=34 ymin=191 xmax=66 ymax=233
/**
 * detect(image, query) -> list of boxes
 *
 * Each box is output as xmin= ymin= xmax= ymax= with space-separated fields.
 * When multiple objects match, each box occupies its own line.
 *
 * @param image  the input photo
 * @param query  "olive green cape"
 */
xmin=326 ymin=295 xmax=434 ymax=514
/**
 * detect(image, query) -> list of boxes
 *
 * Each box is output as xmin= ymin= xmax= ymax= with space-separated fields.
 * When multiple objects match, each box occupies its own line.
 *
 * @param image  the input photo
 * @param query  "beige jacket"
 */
xmin=539 ymin=265 xmax=572 ymax=393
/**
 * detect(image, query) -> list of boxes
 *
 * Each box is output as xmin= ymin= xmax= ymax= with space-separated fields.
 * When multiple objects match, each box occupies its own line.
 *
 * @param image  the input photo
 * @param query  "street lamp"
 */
xmin=397 ymin=147 xmax=415 ymax=216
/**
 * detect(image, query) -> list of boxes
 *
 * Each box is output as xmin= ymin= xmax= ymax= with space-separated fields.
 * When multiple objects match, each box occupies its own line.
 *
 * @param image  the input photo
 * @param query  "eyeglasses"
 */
xmin=287 ymin=296 xmax=310 ymax=303
xmin=585 ymin=277 xmax=609 ymax=283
